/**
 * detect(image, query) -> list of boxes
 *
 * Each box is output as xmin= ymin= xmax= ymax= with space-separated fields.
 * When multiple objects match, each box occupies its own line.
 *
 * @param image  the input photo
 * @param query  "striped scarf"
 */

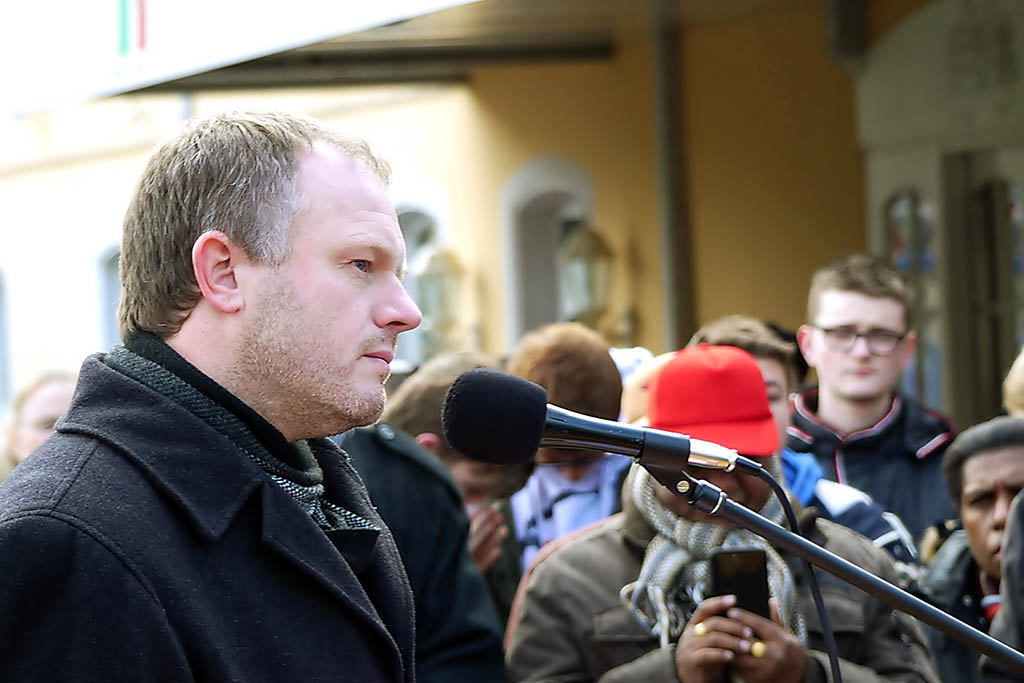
xmin=104 ymin=345 xmax=376 ymax=533
xmin=621 ymin=463 xmax=807 ymax=648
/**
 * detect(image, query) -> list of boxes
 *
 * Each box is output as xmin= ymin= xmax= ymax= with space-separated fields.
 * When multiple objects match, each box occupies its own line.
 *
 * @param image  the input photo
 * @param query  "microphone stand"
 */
xmin=676 ymin=473 xmax=1024 ymax=676
xmin=645 ymin=463 xmax=844 ymax=683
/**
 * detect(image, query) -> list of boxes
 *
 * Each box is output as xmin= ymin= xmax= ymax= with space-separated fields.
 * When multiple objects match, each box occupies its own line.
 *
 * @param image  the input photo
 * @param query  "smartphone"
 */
xmin=708 ymin=547 xmax=770 ymax=619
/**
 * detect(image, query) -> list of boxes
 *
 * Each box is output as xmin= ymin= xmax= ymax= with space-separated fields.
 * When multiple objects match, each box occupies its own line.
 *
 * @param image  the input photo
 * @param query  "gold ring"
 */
xmin=750 ymin=641 xmax=766 ymax=659
xmin=693 ymin=622 xmax=707 ymax=637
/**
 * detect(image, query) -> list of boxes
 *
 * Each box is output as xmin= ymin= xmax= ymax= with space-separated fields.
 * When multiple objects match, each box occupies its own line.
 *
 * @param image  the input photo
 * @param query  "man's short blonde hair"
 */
xmin=119 ymin=111 xmax=389 ymax=340
xmin=807 ymin=252 xmax=911 ymax=328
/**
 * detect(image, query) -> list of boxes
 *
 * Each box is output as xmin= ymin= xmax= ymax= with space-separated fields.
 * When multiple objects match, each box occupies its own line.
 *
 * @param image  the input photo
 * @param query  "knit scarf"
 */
xmin=621 ymin=463 xmax=807 ymax=649
xmin=104 ymin=344 xmax=376 ymax=533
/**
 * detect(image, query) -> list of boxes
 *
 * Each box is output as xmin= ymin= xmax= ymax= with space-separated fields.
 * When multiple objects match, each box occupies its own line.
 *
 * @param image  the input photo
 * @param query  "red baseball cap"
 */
xmin=647 ymin=344 xmax=778 ymax=456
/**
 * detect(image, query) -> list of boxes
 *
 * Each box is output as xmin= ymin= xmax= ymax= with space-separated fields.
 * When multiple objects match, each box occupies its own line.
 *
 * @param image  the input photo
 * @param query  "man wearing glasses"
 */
xmin=787 ymin=252 xmax=956 ymax=544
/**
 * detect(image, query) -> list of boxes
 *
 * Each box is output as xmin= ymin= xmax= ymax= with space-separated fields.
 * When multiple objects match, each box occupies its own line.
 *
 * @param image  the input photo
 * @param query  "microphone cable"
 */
xmin=725 ymin=458 xmax=843 ymax=683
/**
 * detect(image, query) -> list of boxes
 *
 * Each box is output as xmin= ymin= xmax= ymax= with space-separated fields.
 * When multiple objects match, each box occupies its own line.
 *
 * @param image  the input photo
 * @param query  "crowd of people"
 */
xmin=1 ymin=110 xmax=1023 ymax=682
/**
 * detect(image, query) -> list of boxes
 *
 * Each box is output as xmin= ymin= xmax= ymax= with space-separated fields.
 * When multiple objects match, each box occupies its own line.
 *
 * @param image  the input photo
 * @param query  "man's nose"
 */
xmin=380 ymin=279 xmax=423 ymax=333
xmin=993 ymin=491 xmax=1014 ymax=530
xmin=849 ymin=334 xmax=872 ymax=357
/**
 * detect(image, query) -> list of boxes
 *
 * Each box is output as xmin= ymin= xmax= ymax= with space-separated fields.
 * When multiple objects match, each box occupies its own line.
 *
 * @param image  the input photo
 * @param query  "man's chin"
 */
xmin=838 ymin=382 xmax=893 ymax=403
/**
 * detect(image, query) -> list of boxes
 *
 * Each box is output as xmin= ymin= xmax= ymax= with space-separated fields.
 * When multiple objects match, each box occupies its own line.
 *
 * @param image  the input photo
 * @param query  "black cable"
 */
xmin=646 ymin=458 xmax=843 ymax=682
xmin=751 ymin=466 xmax=843 ymax=683
xmin=685 ymin=476 xmax=1024 ymax=675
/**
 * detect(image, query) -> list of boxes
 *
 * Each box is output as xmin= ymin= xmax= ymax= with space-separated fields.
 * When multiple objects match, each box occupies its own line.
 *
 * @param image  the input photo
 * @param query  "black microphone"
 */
xmin=442 ymin=368 xmax=761 ymax=474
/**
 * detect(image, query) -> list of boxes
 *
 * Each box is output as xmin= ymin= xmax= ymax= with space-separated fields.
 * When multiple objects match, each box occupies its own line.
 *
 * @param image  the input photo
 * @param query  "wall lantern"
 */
xmin=556 ymin=218 xmax=613 ymax=328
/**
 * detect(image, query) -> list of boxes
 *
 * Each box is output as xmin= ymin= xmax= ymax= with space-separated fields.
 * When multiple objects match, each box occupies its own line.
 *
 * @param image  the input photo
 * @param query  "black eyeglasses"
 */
xmin=811 ymin=325 xmax=907 ymax=356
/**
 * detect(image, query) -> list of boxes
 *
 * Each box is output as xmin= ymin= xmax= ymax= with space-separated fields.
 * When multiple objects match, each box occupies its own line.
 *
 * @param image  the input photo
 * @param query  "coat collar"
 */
xmin=790 ymin=386 xmax=955 ymax=460
xmin=58 ymin=354 xmax=413 ymax=676
xmin=58 ymin=354 xmax=265 ymax=541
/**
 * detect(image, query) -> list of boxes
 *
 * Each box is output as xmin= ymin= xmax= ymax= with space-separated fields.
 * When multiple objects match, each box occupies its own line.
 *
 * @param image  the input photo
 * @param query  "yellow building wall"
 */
xmin=458 ymin=0 xmax=937 ymax=352
xmin=682 ymin=2 xmax=864 ymax=333
xmin=467 ymin=37 xmax=663 ymax=354
xmin=680 ymin=0 xmax=933 ymax=333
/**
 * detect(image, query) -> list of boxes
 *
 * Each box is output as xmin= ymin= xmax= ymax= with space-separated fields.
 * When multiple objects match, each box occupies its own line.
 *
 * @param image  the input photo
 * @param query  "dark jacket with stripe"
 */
xmin=0 ymin=354 xmax=415 ymax=682
xmin=919 ymin=530 xmax=987 ymax=683
xmin=786 ymin=388 xmax=956 ymax=544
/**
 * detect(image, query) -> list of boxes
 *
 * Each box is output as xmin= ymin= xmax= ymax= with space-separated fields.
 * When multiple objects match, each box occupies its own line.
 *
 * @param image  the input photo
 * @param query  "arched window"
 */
xmin=500 ymin=158 xmax=595 ymax=350
xmin=396 ymin=209 xmax=439 ymax=370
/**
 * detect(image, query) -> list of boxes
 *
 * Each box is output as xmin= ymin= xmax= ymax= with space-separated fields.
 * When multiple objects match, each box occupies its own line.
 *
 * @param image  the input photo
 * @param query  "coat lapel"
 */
xmin=258 ymin=484 xmax=402 ymax=663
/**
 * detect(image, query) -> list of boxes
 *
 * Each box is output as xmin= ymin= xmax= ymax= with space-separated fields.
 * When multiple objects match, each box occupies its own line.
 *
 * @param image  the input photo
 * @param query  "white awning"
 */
xmin=1 ymin=0 xmax=481 ymax=115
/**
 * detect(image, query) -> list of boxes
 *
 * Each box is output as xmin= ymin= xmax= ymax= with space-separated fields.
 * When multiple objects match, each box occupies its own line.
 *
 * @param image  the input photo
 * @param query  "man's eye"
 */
xmin=352 ymin=260 xmax=370 ymax=272
xmin=830 ymin=328 xmax=856 ymax=341
xmin=869 ymin=331 xmax=901 ymax=343
xmin=968 ymin=493 xmax=994 ymax=508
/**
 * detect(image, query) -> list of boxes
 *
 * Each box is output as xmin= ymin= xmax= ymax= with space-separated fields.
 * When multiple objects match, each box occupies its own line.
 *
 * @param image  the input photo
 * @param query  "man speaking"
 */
xmin=0 ymin=112 xmax=422 ymax=681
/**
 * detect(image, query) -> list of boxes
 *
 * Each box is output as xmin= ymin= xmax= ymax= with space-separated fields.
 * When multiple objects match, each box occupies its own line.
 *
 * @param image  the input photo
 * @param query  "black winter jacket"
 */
xmin=919 ymin=530 xmax=987 ymax=683
xmin=787 ymin=389 xmax=956 ymax=543
xmin=0 ymin=354 xmax=415 ymax=682
xmin=340 ymin=425 xmax=506 ymax=683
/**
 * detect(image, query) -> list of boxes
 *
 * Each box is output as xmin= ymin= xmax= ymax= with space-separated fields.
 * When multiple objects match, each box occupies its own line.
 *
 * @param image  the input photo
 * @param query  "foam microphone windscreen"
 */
xmin=442 ymin=368 xmax=548 ymax=465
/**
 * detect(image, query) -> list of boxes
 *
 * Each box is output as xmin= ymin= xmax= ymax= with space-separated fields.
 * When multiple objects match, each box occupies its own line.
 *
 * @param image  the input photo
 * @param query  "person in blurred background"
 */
xmin=980 ymin=491 xmax=1024 ymax=682
xmin=920 ymin=416 xmax=1024 ymax=683
xmin=1002 ymin=345 xmax=1024 ymax=418
xmin=689 ymin=314 xmax=919 ymax=566
xmin=788 ymin=252 xmax=956 ymax=544
xmin=506 ymin=322 xmax=630 ymax=572
xmin=2 ymin=371 xmax=75 ymax=478
xmin=620 ymin=350 xmax=675 ymax=425
xmin=341 ymin=350 xmax=530 ymax=647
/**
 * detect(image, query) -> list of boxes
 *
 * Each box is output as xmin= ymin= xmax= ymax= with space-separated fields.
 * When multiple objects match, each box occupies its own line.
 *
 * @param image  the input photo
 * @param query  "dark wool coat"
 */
xmin=0 ymin=355 xmax=416 ymax=682
xmin=340 ymin=425 xmax=506 ymax=683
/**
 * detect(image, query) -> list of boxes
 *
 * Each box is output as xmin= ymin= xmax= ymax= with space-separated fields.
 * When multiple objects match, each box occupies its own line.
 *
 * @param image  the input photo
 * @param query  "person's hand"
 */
xmin=726 ymin=598 xmax=807 ymax=683
xmin=676 ymin=596 xmax=807 ymax=683
xmin=467 ymin=504 xmax=507 ymax=572
xmin=675 ymin=595 xmax=745 ymax=683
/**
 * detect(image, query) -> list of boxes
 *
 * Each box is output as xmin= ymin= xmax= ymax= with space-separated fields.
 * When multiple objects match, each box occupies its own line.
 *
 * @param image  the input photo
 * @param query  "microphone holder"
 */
xmin=644 ymin=462 xmax=844 ymax=683
xmin=675 ymin=474 xmax=1024 ymax=676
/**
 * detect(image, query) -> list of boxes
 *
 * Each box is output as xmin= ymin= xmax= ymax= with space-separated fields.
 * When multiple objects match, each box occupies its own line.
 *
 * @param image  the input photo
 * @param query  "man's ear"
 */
xmin=414 ymin=432 xmax=442 ymax=453
xmin=192 ymin=231 xmax=248 ymax=314
xmin=796 ymin=324 xmax=817 ymax=368
xmin=898 ymin=330 xmax=918 ymax=370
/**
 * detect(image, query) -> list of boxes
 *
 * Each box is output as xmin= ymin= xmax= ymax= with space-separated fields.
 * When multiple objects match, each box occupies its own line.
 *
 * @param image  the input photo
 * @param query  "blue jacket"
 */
xmin=782 ymin=448 xmax=918 ymax=564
